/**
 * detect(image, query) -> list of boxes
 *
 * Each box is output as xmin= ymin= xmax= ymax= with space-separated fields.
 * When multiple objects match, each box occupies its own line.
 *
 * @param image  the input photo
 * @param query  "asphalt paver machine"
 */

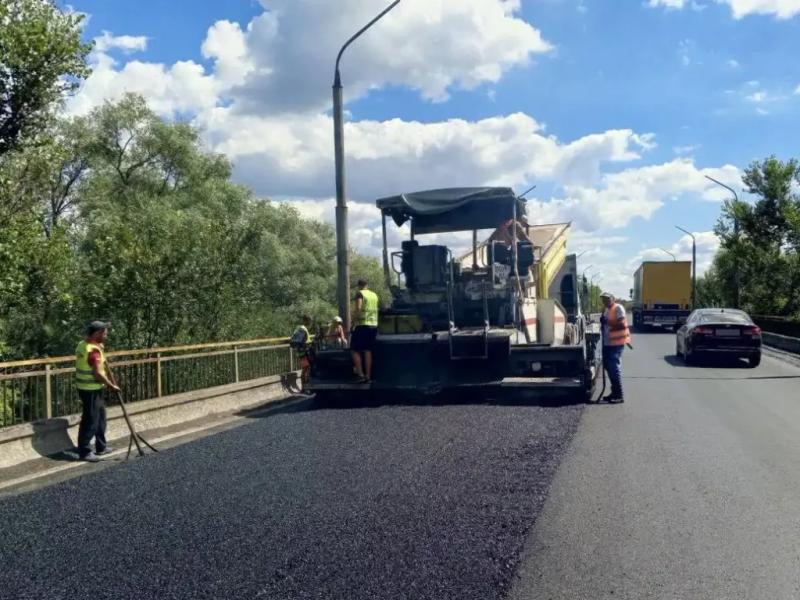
xmin=310 ymin=187 xmax=600 ymax=401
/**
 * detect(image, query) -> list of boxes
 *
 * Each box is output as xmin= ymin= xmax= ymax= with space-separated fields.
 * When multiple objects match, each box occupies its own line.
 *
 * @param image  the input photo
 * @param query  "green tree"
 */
xmin=0 ymin=93 xmax=389 ymax=358
xmin=0 ymin=0 xmax=91 ymax=155
xmin=712 ymin=157 xmax=800 ymax=317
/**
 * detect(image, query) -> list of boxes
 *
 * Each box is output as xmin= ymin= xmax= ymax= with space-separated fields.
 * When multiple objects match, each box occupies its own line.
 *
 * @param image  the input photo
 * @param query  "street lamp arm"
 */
xmin=675 ymin=225 xmax=695 ymax=241
xmin=704 ymin=175 xmax=739 ymax=203
xmin=334 ymin=0 xmax=402 ymax=83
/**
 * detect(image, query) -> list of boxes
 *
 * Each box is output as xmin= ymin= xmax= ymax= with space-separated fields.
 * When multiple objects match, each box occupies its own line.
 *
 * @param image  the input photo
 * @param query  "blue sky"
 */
xmin=64 ymin=0 xmax=800 ymax=295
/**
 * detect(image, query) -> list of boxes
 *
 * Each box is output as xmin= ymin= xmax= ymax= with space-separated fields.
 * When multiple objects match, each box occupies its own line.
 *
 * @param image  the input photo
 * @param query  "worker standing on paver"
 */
xmin=290 ymin=315 xmax=313 ymax=390
xmin=600 ymin=292 xmax=630 ymax=403
xmin=74 ymin=321 xmax=120 ymax=462
xmin=326 ymin=316 xmax=347 ymax=349
xmin=351 ymin=279 xmax=379 ymax=383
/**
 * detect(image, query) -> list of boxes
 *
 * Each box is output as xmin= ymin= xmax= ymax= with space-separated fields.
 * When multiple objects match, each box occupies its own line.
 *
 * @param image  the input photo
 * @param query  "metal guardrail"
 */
xmin=0 ymin=338 xmax=295 ymax=428
xmin=751 ymin=315 xmax=800 ymax=338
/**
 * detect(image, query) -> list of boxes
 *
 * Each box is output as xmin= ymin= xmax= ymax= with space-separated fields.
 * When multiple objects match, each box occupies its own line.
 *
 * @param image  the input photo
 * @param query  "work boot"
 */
xmin=80 ymin=452 xmax=101 ymax=463
xmin=602 ymin=392 xmax=619 ymax=403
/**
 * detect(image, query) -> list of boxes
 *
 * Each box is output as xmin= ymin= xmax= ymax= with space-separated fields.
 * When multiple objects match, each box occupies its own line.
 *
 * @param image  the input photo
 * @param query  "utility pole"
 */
xmin=676 ymin=226 xmax=696 ymax=309
xmin=705 ymin=175 xmax=741 ymax=309
xmin=333 ymin=1 xmax=402 ymax=329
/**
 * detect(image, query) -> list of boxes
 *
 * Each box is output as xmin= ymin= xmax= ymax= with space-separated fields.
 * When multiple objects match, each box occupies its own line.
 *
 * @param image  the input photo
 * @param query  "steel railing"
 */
xmin=0 ymin=338 xmax=295 ymax=428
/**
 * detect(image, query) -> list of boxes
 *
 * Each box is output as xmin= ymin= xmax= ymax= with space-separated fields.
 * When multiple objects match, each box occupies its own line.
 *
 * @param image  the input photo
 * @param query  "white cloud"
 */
xmin=64 ymin=4 xmax=740 ymax=292
xmin=726 ymin=58 xmax=740 ymax=68
xmin=201 ymin=20 xmax=254 ymax=87
xmin=745 ymin=90 xmax=768 ymax=102
xmin=649 ymin=0 xmax=688 ymax=8
xmin=524 ymin=159 xmax=740 ymax=233
xmin=232 ymin=0 xmax=553 ymax=114
xmin=678 ymin=40 xmax=692 ymax=66
xmin=653 ymin=0 xmax=800 ymax=17
xmin=794 ymin=84 xmax=800 ymax=95
xmin=636 ymin=231 xmax=720 ymax=275
xmin=67 ymin=53 xmax=219 ymax=118
xmin=578 ymin=230 xmax=722 ymax=298
xmin=673 ymin=144 xmax=700 ymax=155
xmin=200 ymin=110 xmax=656 ymax=202
xmin=721 ymin=0 xmax=800 ymax=18
xmin=94 ymin=31 xmax=148 ymax=54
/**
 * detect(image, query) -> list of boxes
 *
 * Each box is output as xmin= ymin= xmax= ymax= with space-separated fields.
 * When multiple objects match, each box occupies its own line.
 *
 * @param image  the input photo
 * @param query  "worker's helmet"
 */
xmin=333 ymin=316 xmax=343 ymax=323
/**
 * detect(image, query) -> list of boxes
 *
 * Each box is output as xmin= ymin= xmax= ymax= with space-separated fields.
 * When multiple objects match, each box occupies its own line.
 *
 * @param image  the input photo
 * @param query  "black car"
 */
xmin=676 ymin=308 xmax=762 ymax=367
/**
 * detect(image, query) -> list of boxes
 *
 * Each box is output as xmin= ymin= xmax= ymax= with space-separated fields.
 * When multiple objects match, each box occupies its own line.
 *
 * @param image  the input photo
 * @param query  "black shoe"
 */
xmin=96 ymin=447 xmax=114 ymax=456
xmin=80 ymin=452 xmax=101 ymax=463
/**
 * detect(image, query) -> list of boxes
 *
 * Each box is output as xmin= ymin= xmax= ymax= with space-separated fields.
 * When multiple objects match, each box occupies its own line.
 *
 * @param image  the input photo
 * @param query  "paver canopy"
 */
xmin=376 ymin=187 xmax=526 ymax=235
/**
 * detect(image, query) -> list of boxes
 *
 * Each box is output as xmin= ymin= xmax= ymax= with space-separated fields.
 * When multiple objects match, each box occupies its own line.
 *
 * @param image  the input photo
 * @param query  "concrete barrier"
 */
xmin=0 ymin=374 xmax=293 ymax=469
xmin=763 ymin=332 xmax=800 ymax=356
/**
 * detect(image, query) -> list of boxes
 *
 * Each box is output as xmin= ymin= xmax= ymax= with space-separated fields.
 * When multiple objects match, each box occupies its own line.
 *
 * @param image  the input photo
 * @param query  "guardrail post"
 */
xmin=45 ymin=364 xmax=53 ymax=419
xmin=156 ymin=352 xmax=162 ymax=397
xmin=289 ymin=347 xmax=295 ymax=371
xmin=234 ymin=345 xmax=240 ymax=383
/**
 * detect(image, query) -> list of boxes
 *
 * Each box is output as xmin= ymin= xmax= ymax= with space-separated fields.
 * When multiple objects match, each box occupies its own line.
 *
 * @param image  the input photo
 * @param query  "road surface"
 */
xmin=510 ymin=333 xmax=800 ymax=599
xmin=1 ymin=333 xmax=799 ymax=599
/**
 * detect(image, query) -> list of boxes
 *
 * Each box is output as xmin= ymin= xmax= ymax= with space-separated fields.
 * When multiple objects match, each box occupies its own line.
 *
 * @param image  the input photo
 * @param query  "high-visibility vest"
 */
xmin=291 ymin=325 xmax=310 ymax=357
xmin=354 ymin=289 xmax=379 ymax=327
xmin=75 ymin=340 xmax=106 ymax=391
xmin=604 ymin=303 xmax=631 ymax=347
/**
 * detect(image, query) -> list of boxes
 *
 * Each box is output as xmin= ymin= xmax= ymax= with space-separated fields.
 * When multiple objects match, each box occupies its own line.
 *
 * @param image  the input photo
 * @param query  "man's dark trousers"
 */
xmin=77 ymin=389 xmax=108 ymax=457
xmin=602 ymin=345 xmax=625 ymax=399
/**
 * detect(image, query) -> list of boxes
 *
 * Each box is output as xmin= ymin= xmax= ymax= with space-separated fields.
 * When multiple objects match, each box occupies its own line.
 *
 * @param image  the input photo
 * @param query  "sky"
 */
xmin=62 ymin=0 xmax=800 ymax=297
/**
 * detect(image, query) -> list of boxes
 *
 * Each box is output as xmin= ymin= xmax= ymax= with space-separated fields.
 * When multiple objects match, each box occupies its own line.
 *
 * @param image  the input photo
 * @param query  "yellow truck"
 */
xmin=631 ymin=261 xmax=692 ymax=330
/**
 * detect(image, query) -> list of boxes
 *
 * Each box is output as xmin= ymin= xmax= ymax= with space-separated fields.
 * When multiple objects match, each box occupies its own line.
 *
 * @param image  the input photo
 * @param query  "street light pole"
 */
xmin=660 ymin=248 xmax=677 ymax=262
xmin=333 ymin=0 xmax=402 ymax=330
xmin=676 ymin=226 xmax=696 ymax=309
xmin=705 ymin=175 xmax=741 ymax=308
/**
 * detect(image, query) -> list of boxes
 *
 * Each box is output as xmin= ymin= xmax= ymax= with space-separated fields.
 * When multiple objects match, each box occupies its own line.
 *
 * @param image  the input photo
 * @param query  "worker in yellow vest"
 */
xmin=600 ymin=292 xmax=631 ymax=403
xmin=351 ymin=279 xmax=379 ymax=383
xmin=74 ymin=321 xmax=121 ymax=462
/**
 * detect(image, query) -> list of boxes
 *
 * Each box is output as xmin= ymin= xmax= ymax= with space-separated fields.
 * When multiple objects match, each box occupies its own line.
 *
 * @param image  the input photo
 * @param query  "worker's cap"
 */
xmin=86 ymin=320 xmax=109 ymax=335
xmin=333 ymin=316 xmax=343 ymax=323
xmin=599 ymin=291 xmax=614 ymax=299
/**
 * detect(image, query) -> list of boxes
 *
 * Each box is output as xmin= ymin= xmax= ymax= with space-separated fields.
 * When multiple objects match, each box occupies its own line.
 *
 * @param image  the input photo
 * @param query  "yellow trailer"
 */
xmin=632 ymin=261 xmax=692 ymax=330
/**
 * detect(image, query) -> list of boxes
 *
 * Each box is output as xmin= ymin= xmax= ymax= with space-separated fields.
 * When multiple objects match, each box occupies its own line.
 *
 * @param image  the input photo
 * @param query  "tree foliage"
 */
xmin=702 ymin=157 xmax=800 ymax=317
xmin=0 ymin=0 xmax=92 ymax=155
xmin=0 ymin=94 xmax=386 ymax=359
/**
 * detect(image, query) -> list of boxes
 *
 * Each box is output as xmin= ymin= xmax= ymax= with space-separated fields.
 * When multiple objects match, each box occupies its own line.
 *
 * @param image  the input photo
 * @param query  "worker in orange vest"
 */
xmin=600 ymin=291 xmax=631 ymax=403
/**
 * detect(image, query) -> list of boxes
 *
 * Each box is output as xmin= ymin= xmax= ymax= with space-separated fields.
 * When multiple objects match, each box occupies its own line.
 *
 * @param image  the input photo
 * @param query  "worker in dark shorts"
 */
xmin=74 ymin=321 xmax=121 ymax=462
xmin=351 ymin=279 xmax=379 ymax=382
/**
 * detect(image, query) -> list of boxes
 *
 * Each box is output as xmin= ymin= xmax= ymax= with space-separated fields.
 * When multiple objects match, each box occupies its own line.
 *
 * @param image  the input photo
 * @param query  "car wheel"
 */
xmin=675 ymin=338 xmax=681 ymax=357
xmin=748 ymin=352 xmax=761 ymax=368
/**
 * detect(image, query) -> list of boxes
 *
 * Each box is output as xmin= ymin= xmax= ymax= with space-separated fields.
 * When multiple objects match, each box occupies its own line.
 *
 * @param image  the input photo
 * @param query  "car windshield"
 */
xmin=699 ymin=313 xmax=751 ymax=324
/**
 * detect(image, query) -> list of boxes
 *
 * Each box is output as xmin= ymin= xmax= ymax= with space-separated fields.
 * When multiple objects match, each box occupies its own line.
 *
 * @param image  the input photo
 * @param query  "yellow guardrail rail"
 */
xmin=0 ymin=337 xmax=295 ymax=428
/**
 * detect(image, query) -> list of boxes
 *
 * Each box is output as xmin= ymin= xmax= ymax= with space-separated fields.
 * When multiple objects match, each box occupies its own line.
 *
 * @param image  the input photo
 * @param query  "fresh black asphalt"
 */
xmin=0 ymin=398 xmax=583 ymax=600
